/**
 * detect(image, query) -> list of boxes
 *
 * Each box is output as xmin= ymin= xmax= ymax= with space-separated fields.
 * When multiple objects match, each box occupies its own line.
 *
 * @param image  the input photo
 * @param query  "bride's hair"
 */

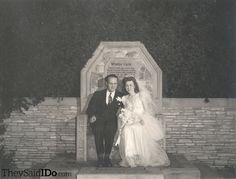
xmin=122 ymin=76 xmax=140 ymax=94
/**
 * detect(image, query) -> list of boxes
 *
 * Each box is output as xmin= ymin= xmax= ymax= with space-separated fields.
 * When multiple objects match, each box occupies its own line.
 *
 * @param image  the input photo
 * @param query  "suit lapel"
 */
xmin=102 ymin=89 xmax=107 ymax=107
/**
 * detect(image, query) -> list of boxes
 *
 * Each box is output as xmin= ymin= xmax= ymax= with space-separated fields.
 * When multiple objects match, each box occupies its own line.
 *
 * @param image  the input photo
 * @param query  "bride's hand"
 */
xmin=116 ymin=107 xmax=122 ymax=117
xmin=140 ymin=120 xmax=144 ymax=125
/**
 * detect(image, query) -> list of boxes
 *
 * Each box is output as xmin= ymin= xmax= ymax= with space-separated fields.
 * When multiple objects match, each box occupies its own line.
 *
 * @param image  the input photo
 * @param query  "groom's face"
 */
xmin=106 ymin=77 xmax=118 ymax=92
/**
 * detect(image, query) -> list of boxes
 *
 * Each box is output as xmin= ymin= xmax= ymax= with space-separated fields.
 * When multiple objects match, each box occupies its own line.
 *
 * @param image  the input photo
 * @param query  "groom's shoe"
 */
xmin=104 ymin=156 xmax=112 ymax=167
xmin=103 ymin=160 xmax=112 ymax=167
xmin=96 ymin=159 xmax=103 ymax=167
xmin=107 ymin=159 xmax=113 ymax=167
xmin=97 ymin=156 xmax=104 ymax=167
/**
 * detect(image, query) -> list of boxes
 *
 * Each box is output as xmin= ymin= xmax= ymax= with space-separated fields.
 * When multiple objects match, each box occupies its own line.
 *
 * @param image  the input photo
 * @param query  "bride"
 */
xmin=115 ymin=76 xmax=170 ymax=167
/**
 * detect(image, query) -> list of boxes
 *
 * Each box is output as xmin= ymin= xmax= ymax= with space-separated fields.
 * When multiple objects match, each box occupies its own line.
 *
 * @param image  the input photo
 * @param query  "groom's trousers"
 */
xmin=92 ymin=120 xmax=117 ymax=157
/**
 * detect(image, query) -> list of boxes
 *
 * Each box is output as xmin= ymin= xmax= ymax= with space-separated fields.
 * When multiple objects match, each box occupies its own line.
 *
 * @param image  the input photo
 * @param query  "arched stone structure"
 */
xmin=77 ymin=41 xmax=164 ymax=161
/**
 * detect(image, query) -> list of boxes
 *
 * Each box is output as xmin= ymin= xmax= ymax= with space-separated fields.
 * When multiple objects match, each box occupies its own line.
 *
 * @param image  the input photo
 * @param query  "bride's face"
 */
xmin=125 ymin=81 xmax=135 ymax=94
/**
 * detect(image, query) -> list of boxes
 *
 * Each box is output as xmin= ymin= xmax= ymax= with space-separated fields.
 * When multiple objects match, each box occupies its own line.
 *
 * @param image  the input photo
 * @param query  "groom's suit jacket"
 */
xmin=86 ymin=89 xmax=123 ymax=125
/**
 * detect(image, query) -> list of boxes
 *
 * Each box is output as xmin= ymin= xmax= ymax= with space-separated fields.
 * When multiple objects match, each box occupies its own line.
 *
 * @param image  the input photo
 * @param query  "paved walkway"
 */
xmin=4 ymin=153 xmax=234 ymax=179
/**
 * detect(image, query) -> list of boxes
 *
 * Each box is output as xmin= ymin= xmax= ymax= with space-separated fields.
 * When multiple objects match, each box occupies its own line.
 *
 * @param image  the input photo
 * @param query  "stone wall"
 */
xmin=3 ymin=97 xmax=236 ymax=169
xmin=3 ymin=98 xmax=78 ymax=169
xmin=163 ymin=98 xmax=236 ymax=168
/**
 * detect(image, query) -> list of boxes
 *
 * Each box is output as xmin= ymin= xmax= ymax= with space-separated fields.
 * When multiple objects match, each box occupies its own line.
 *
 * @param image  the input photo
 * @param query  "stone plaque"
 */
xmin=106 ymin=60 xmax=136 ymax=78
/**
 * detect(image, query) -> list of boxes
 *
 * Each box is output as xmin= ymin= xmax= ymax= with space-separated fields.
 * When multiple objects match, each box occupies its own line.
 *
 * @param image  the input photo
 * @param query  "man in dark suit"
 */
xmin=86 ymin=74 xmax=123 ymax=167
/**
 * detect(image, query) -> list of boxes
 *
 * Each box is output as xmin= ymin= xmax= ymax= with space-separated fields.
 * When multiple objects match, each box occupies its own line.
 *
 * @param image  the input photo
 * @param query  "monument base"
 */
xmin=77 ymin=167 xmax=200 ymax=179
xmin=77 ymin=154 xmax=200 ymax=179
xmin=40 ymin=154 xmax=201 ymax=179
xmin=77 ymin=167 xmax=164 ymax=179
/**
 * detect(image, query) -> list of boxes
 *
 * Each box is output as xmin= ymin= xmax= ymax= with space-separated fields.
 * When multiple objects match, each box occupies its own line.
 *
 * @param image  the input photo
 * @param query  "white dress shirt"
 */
xmin=106 ymin=90 xmax=115 ymax=104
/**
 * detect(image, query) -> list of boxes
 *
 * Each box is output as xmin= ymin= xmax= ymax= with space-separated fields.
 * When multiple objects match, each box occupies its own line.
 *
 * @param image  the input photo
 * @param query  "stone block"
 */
xmin=163 ymin=118 xmax=174 ymax=122
xmin=199 ymin=131 xmax=214 ymax=135
xmin=228 ymin=160 xmax=236 ymax=165
xmin=202 ymin=146 xmax=216 ymax=150
xmin=183 ymin=112 xmax=195 ymax=116
xmin=35 ymin=128 xmax=50 ymax=132
xmin=214 ymin=160 xmax=228 ymax=165
xmin=15 ymin=120 xmax=25 ymax=123
xmin=23 ymin=131 xmax=37 ymax=136
xmin=37 ymin=146 xmax=48 ymax=150
xmin=61 ymin=136 xmax=75 ymax=141
xmin=194 ymin=124 xmax=205 ymax=127
xmin=218 ymin=153 xmax=235 ymax=157
xmin=23 ymin=128 xmax=35 ymax=132
xmin=197 ymin=156 xmax=209 ymax=160
xmin=195 ymin=109 xmax=206 ymax=113
xmin=163 ymin=112 xmax=180 ymax=115
xmin=50 ymin=136 xmax=57 ymax=139
xmin=42 ymin=142 xmax=56 ymax=146
xmin=176 ymin=115 xmax=187 ymax=119
xmin=226 ymin=111 xmax=236 ymax=115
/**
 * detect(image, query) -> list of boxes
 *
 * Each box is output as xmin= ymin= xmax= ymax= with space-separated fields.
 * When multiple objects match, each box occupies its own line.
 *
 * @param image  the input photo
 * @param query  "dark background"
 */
xmin=0 ymin=0 xmax=236 ymax=98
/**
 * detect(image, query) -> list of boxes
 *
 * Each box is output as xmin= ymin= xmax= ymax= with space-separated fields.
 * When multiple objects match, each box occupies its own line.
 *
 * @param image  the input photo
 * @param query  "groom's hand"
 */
xmin=89 ymin=115 xmax=96 ymax=123
xmin=140 ymin=120 xmax=144 ymax=125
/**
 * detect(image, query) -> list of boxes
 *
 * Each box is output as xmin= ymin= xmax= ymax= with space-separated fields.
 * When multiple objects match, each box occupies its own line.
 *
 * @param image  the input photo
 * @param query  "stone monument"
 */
xmin=77 ymin=41 xmax=163 ymax=161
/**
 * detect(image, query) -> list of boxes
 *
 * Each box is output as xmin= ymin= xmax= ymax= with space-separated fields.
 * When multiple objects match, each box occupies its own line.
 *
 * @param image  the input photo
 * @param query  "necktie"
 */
xmin=108 ymin=92 xmax=112 ymax=105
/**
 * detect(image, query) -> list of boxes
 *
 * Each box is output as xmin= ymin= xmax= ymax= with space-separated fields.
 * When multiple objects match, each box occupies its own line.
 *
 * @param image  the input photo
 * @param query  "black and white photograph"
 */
xmin=0 ymin=0 xmax=235 ymax=179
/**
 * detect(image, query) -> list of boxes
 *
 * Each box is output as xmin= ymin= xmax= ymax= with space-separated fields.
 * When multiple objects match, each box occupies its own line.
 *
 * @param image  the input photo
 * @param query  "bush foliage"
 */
xmin=0 ymin=0 xmax=235 ymax=99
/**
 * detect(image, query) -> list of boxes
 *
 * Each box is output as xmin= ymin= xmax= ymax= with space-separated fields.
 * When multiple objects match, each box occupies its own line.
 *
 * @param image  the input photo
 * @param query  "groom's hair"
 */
xmin=105 ymin=74 xmax=118 ymax=82
xmin=122 ymin=76 xmax=140 ymax=94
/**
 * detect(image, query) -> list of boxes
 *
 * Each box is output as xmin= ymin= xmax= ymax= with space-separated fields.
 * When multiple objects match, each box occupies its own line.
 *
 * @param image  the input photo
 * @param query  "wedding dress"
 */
xmin=116 ymin=92 xmax=170 ymax=167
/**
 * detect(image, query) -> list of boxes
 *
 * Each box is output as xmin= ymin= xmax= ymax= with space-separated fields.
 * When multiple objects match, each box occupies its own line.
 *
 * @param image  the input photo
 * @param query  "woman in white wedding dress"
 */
xmin=115 ymin=76 xmax=170 ymax=167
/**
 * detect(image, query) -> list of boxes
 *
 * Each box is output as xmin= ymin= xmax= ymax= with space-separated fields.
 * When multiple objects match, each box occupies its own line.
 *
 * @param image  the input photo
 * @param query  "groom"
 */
xmin=86 ymin=74 xmax=123 ymax=167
